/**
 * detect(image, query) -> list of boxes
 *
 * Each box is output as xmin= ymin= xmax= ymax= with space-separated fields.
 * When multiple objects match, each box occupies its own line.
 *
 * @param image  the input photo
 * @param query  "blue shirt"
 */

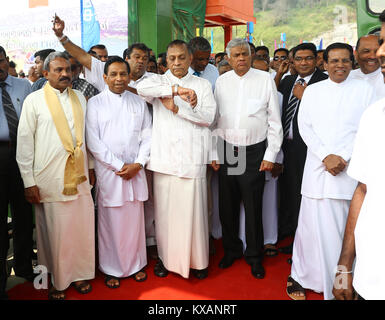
xmin=188 ymin=63 xmax=219 ymax=92
xmin=0 ymin=75 xmax=32 ymax=140
xmin=31 ymin=77 xmax=47 ymax=92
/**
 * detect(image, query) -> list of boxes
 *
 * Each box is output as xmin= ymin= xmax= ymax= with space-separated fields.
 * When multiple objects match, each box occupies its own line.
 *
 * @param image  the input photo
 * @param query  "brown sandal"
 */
xmin=48 ymin=287 xmax=66 ymax=300
xmin=286 ymin=275 xmax=306 ymax=300
xmin=72 ymin=281 xmax=92 ymax=294
xmin=132 ymin=269 xmax=147 ymax=282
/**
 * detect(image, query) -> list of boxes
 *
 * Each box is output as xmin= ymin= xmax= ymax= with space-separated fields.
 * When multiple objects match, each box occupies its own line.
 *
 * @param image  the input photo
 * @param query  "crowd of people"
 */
xmin=0 ymin=11 xmax=385 ymax=300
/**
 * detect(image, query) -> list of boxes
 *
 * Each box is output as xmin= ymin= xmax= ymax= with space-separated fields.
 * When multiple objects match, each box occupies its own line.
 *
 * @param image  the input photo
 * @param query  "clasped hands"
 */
xmin=323 ymin=154 xmax=347 ymax=176
xmin=115 ymin=163 xmax=142 ymax=180
xmin=210 ymin=160 xmax=277 ymax=173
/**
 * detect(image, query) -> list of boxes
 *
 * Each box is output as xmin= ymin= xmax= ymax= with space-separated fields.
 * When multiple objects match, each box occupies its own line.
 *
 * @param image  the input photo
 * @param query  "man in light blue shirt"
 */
xmin=188 ymin=37 xmax=219 ymax=91
xmin=0 ymin=45 xmax=34 ymax=300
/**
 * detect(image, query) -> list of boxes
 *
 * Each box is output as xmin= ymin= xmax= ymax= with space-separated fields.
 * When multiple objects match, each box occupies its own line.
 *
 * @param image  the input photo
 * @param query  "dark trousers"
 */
xmin=0 ymin=143 xmax=33 ymax=294
xmin=218 ymin=140 xmax=266 ymax=264
xmin=278 ymin=139 xmax=306 ymax=239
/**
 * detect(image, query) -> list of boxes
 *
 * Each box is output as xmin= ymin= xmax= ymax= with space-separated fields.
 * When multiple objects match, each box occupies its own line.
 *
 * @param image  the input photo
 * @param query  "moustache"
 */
xmin=59 ymin=77 xmax=71 ymax=82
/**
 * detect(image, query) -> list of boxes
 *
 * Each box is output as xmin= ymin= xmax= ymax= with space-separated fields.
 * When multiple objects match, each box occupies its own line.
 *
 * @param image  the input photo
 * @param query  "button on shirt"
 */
xmin=0 ymin=75 xmax=32 ymax=141
xmin=213 ymin=68 xmax=283 ymax=163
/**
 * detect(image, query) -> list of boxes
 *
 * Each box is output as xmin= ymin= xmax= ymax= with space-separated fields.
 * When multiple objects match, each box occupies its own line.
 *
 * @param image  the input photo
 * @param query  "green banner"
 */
xmin=128 ymin=0 xmax=139 ymax=45
xmin=172 ymin=0 xmax=207 ymax=41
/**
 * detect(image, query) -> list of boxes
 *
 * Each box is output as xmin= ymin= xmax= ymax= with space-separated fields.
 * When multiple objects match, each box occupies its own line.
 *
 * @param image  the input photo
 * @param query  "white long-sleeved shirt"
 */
xmin=213 ymin=68 xmax=283 ymax=163
xmin=349 ymin=67 xmax=385 ymax=102
xmin=16 ymin=87 xmax=91 ymax=202
xmin=298 ymin=77 xmax=376 ymax=200
xmin=137 ymin=70 xmax=216 ymax=178
xmin=86 ymin=89 xmax=152 ymax=206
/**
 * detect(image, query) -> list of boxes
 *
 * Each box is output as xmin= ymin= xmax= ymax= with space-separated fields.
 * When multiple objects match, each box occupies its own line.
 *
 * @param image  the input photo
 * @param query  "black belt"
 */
xmin=0 ymin=141 xmax=13 ymax=147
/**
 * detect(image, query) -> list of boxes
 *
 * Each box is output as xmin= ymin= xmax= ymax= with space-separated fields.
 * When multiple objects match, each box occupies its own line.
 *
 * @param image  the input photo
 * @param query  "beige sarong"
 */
xmin=153 ymin=172 xmax=209 ymax=278
xmin=34 ymin=194 xmax=95 ymax=291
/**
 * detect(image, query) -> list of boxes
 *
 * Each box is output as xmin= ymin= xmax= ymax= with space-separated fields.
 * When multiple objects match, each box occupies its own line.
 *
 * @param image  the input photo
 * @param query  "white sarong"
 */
xmin=153 ymin=172 xmax=209 ymax=278
xmin=291 ymin=196 xmax=350 ymax=300
xmin=34 ymin=194 xmax=95 ymax=291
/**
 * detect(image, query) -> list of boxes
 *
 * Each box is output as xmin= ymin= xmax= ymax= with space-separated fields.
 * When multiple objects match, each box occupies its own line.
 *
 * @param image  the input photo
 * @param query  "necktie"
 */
xmin=0 ymin=82 xmax=19 ymax=143
xmin=283 ymin=78 xmax=305 ymax=139
xmin=193 ymin=71 xmax=201 ymax=77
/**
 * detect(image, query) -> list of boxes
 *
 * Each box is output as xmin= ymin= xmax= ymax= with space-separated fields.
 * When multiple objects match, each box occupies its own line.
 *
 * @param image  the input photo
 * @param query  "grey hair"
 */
xmin=217 ymin=59 xmax=230 ymax=68
xmin=43 ymin=51 xmax=70 ymax=71
xmin=226 ymin=38 xmax=251 ymax=58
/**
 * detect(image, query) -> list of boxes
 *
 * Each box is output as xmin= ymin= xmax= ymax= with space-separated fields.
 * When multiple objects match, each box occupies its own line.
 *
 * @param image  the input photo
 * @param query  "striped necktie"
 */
xmin=283 ymin=78 xmax=305 ymax=139
xmin=193 ymin=71 xmax=201 ymax=77
xmin=0 ymin=82 xmax=19 ymax=143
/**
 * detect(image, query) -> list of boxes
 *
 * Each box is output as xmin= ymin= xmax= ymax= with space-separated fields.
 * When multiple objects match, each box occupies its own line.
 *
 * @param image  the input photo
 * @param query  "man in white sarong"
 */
xmin=349 ymin=34 xmax=385 ymax=101
xmin=286 ymin=43 xmax=376 ymax=300
xmin=333 ymin=10 xmax=385 ymax=301
xmin=16 ymin=52 xmax=95 ymax=300
xmin=137 ymin=40 xmax=216 ymax=280
xmin=86 ymin=56 xmax=151 ymax=288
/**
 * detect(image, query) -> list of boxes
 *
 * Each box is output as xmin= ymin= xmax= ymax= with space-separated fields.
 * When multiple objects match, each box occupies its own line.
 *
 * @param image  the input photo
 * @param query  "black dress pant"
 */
xmin=0 ymin=143 xmax=33 ymax=294
xmin=278 ymin=139 xmax=306 ymax=239
xmin=218 ymin=140 xmax=266 ymax=265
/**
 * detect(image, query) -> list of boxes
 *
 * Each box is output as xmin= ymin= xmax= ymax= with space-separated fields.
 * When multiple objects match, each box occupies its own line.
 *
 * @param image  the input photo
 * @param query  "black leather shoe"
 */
xmin=192 ymin=268 xmax=208 ymax=280
xmin=218 ymin=254 xmax=242 ymax=269
xmin=154 ymin=259 xmax=168 ymax=278
xmin=251 ymin=262 xmax=265 ymax=279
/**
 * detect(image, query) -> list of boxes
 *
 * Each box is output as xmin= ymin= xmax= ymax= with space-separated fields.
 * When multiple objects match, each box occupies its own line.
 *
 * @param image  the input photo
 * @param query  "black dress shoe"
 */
xmin=218 ymin=254 xmax=242 ymax=269
xmin=154 ymin=259 xmax=168 ymax=278
xmin=251 ymin=262 xmax=265 ymax=279
xmin=192 ymin=268 xmax=208 ymax=280
xmin=278 ymin=243 xmax=293 ymax=254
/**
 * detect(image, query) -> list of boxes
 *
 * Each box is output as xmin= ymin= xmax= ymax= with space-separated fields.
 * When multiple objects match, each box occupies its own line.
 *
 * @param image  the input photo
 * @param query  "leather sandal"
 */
xmin=286 ymin=275 xmax=306 ymax=300
xmin=104 ymin=275 xmax=120 ymax=289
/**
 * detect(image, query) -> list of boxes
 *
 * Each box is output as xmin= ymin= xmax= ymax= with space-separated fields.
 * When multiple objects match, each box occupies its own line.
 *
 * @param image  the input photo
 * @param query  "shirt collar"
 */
xmin=3 ymin=75 xmax=12 ymax=87
xmin=50 ymin=85 xmax=69 ymax=96
xmin=166 ymin=69 xmax=192 ymax=84
xmin=296 ymin=71 xmax=315 ymax=83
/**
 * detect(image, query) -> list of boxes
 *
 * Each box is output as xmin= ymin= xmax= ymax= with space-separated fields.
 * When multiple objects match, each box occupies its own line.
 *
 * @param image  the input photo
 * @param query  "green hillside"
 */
xmin=203 ymin=0 xmax=357 ymax=53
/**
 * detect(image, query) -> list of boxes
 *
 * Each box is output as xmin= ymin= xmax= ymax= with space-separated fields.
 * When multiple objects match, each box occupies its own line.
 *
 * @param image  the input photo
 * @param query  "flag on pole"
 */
xmin=274 ymin=40 xmax=277 ymax=50
xmin=318 ymin=38 xmax=323 ymax=50
xmin=211 ymin=30 xmax=214 ymax=53
xmin=81 ymin=0 xmax=100 ymax=51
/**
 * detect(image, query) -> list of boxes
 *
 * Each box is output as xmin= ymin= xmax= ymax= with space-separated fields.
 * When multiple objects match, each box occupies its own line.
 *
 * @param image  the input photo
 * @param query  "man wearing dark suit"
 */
xmin=0 ymin=46 xmax=34 ymax=300
xmin=278 ymin=43 xmax=328 ymax=254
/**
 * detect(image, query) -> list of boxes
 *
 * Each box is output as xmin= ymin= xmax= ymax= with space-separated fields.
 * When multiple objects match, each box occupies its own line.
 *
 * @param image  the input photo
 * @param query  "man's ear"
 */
xmin=42 ymin=70 xmax=49 ymax=79
xmin=103 ymin=73 xmax=108 ymax=84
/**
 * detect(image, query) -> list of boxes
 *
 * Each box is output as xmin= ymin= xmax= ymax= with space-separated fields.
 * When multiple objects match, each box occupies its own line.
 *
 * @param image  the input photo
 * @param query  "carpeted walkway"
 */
xmin=7 ymin=238 xmax=323 ymax=300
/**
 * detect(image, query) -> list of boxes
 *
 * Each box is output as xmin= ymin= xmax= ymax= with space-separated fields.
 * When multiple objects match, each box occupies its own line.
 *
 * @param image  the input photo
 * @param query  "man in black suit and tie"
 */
xmin=278 ymin=43 xmax=328 ymax=254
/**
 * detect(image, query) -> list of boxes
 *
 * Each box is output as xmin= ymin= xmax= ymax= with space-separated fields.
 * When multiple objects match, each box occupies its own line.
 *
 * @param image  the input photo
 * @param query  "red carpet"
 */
xmin=7 ymin=238 xmax=323 ymax=300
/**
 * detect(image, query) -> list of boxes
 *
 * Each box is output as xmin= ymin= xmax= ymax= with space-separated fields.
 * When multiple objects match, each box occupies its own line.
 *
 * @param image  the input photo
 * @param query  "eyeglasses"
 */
xmin=273 ymin=56 xmax=288 ymax=61
xmin=327 ymin=58 xmax=352 ymax=65
xmin=294 ymin=56 xmax=315 ymax=62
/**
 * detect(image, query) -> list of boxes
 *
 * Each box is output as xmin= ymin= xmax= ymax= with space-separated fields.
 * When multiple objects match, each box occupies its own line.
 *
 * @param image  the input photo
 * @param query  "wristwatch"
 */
xmin=137 ymin=163 xmax=144 ymax=169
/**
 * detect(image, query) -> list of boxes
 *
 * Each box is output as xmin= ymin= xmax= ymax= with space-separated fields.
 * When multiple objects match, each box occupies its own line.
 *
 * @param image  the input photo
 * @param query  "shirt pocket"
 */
xmin=247 ymin=98 xmax=265 ymax=117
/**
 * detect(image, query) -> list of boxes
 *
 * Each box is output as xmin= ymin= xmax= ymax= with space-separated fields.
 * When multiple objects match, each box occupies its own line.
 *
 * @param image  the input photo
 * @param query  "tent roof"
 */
xmin=205 ymin=0 xmax=256 ymax=27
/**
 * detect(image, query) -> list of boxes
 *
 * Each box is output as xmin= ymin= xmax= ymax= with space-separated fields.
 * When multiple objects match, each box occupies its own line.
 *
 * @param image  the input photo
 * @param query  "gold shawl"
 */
xmin=44 ymin=83 xmax=87 ymax=195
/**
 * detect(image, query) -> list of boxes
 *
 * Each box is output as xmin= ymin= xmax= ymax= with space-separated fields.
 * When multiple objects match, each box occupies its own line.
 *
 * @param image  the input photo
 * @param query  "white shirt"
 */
xmin=349 ymin=67 xmax=385 ymax=102
xmin=213 ymin=68 xmax=283 ymax=163
xmin=137 ymin=70 xmax=216 ymax=178
xmin=188 ymin=63 xmax=219 ymax=91
xmin=298 ymin=77 xmax=376 ymax=200
xmin=86 ymin=89 xmax=152 ymax=206
xmin=347 ymin=98 xmax=385 ymax=300
xmin=16 ymin=87 xmax=91 ymax=202
xmin=85 ymin=57 xmax=156 ymax=93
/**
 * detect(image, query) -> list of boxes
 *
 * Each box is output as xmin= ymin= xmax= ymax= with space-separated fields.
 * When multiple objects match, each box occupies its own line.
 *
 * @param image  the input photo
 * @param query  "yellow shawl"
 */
xmin=44 ymin=83 xmax=87 ymax=195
